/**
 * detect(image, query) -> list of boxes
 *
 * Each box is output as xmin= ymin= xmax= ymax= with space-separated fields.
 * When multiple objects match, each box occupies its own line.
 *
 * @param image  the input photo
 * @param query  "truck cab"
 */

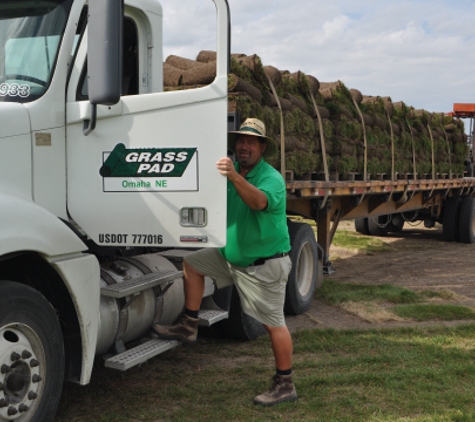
xmin=0 ymin=1 xmax=231 ymax=420
xmin=1 ymin=0 xmax=228 ymax=246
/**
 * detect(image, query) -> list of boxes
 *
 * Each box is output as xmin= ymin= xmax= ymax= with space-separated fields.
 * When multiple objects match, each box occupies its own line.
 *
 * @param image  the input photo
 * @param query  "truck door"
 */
xmin=65 ymin=2 xmax=229 ymax=249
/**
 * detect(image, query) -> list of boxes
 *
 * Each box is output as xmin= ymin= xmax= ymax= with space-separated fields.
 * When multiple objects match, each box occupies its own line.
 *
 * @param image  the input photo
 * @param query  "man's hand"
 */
xmin=216 ymin=157 xmax=237 ymax=180
xmin=216 ymin=156 xmax=267 ymax=211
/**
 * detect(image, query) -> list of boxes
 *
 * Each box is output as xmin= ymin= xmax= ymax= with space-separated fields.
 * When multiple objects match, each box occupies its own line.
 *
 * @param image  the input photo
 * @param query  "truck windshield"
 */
xmin=0 ymin=0 xmax=72 ymax=103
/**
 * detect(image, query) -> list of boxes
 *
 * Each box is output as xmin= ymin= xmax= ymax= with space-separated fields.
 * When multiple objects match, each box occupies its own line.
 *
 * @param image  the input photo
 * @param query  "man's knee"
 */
xmin=263 ymin=324 xmax=288 ymax=334
xmin=183 ymin=259 xmax=205 ymax=278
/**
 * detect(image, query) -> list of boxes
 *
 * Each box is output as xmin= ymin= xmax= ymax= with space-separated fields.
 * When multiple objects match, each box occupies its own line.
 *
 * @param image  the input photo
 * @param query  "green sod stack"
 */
xmin=163 ymin=51 xmax=468 ymax=181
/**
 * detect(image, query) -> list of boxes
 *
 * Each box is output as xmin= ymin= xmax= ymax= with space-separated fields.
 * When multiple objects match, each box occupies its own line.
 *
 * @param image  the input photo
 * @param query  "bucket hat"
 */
xmin=228 ymin=118 xmax=278 ymax=158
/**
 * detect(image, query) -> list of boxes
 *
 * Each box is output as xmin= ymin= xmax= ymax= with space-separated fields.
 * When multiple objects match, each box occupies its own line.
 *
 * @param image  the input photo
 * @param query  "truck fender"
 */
xmin=48 ymin=253 xmax=100 ymax=385
xmin=0 ymin=192 xmax=87 ymax=257
xmin=0 ymin=192 xmax=100 ymax=385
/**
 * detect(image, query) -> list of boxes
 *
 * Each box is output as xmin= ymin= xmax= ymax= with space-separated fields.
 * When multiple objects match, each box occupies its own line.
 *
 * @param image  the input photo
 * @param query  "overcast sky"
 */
xmin=159 ymin=0 xmax=475 ymax=130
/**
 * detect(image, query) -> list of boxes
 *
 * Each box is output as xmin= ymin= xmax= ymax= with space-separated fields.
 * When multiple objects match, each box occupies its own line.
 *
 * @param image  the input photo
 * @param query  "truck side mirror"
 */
xmin=84 ymin=0 xmax=123 ymax=135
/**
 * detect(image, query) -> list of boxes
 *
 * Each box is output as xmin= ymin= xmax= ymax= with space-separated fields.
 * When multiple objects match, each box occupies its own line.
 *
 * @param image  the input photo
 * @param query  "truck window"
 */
xmin=71 ymin=7 xmax=88 ymax=68
xmin=160 ymin=0 xmax=218 ymax=93
xmin=74 ymin=0 xmax=219 ymax=100
xmin=77 ymin=17 xmax=139 ymax=100
xmin=0 ymin=0 xmax=73 ymax=103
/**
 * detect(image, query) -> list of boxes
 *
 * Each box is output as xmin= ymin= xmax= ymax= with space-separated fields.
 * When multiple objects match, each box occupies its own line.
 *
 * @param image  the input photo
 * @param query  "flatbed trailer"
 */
xmin=286 ymin=176 xmax=475 ymax=272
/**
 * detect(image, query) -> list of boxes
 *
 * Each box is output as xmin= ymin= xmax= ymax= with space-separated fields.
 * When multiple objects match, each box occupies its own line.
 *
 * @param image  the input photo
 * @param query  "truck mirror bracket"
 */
xmin=83 ymin=104 xmax=97 ymax=136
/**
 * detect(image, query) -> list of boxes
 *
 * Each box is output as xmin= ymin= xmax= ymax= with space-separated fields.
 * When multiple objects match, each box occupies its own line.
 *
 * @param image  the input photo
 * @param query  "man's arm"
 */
xmin=216 ymin=157 xmax=267 ymax=211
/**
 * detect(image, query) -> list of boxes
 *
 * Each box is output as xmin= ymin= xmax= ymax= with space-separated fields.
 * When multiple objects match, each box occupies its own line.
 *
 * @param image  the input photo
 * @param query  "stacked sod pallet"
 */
xmin=163 ymin=51 xmax=468 ymax=180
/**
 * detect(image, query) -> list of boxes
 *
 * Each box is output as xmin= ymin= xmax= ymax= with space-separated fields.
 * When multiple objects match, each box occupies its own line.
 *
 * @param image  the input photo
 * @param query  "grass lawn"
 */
xmin=56 ymin=324 xmax=475 ymax=422
xmin=318 ymin=279 xmax=475 ymax=323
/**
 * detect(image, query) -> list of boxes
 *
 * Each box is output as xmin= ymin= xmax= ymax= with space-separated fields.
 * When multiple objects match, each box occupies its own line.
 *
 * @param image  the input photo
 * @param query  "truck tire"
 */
xmin=458 ymin=196 xmax=475 ymax=244
xmin=285 ymin=221 xmax=318 ymax=315
xmin=443 ymin=196 xmax=461 ymax=242
xmin=367 ymin=215 xmax=389 ymax=236
xmin=0 ymin=281 xmax=64 ymax=422
xmin=219 ymin=286 xmax=266 ymax=341
xmin=387 ymin=214 xmax=404 ymax=233
xmin=354 ymin=218 xmax=370 ymax=234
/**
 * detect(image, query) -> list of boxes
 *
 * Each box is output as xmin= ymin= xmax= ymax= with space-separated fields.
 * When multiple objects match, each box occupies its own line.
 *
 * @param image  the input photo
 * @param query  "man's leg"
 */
xmin=264 ymin=325 xmax=293 ymax=371
xmin=228 ymin=256 xmax=296 ymax=405
xmin=153 ymin=249 xmax=232 ymax=344
xmin=183 ymin=259 xmax=206 ymax=312
xmin=254 ymin=324 xmax=297 ymax=406
xmin=152 ymin=260 xmax=206 ymax=344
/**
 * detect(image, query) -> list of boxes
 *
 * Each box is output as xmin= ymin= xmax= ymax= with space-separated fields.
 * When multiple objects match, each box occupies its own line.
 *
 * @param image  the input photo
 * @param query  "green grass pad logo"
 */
xmin=100 ymin=143 xmax=197 ymax=177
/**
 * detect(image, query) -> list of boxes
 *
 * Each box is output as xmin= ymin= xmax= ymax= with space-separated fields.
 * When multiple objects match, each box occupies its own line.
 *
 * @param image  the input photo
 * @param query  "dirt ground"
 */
xmin=285 ymin=221 xmax=475 ymax=332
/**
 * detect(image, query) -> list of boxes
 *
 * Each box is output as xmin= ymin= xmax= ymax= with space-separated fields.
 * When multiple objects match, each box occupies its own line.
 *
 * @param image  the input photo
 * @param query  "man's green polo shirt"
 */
xmin=219 ymin=158 xmax=290 ymax=267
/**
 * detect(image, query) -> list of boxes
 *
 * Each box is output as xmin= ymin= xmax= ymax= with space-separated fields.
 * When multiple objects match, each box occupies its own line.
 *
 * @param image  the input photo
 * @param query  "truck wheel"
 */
xmin=285 ymin=222 xmax=318 ymax=315
xmin=367 ymin=216 xmax=389 ymax=236
xmin=354 ymin=218 xmax=370 ymax=234
xmin=219 ymin=286 xmax=265 ymax=341
xmin=387 ymin=214 xmax=404 ymax=233
xmin=443 ymin=196 xmax=461 ymax=242
xmin=458 ymin=196 xmax=475 ymax=244
xmin=0 ymin=281 xmax=64 ymax=422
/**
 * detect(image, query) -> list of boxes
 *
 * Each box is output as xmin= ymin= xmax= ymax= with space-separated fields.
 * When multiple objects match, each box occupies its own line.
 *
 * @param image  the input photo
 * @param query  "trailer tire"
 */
xmin=219 ymin=286 xmax=265 ymax=341
xmin=458 ymin=196 xmax=475 ymax=244
xmin=285 ymin=222 xmax=318 ymax=315
xmin=443 ymin=196 xmax=461 ymax=242
xmin=0 ymin=281 xmax=64 ymax=422
xmin=387 ymin=214 xmax=404 ymax=233
xmin=367 ymin=216 xmax=389 ymax=236
xmin=354 ymin=218 xmax=370 ymax=234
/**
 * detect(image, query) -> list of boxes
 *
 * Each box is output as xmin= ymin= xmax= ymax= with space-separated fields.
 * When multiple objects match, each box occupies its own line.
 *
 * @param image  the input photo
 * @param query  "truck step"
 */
xmin=198 ymin=309 xmax=228 ymax=326
xmin=104 ymin=338 xmax=179 ymax=371
xmin=101 ymin=269 xmax=182 ymax=299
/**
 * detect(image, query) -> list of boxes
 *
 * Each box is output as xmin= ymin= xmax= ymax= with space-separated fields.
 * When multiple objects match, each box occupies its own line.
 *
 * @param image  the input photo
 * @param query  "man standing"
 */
xmin=153 ymin=118 xmax=297 ymax=406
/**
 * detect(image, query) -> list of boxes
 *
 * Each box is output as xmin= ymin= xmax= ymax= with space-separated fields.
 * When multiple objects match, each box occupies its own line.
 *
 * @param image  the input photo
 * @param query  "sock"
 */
xmin=184 ymin=308 xmax=199 ymax=319
xmin=276 ymin=368 xmax=292 ymax=376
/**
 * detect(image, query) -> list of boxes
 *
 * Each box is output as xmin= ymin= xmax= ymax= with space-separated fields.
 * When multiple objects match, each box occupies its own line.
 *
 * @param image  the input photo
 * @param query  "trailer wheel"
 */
xmin=443 ymin=196 xmax=461 ymax=242
xmin=387 ymin=214 xmax=404 ymax=233
xmin=354 ymin=218 xmax=370 ymax=234
xmin=0 ymin=281 xmax=64 ymax=422
xmin=219 ymin=286 xmax=265 ymax=340
xmin=285 ymin=222 xmax=318 ymax=315
xmin=367 ymin=216 xmax=389 ymax=236
xmin=458 ymin=196 xmax=475 ymax=244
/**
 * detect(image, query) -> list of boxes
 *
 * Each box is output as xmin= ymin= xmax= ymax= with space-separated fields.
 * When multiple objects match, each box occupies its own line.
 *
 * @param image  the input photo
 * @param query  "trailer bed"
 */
xmin=285 ymin=176 xmax=475 ymax=273
xmin=287 ymin=177 xmax=475 ymax=201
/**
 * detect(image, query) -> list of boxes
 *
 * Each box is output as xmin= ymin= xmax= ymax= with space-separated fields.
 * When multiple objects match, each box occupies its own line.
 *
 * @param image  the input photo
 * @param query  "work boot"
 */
xmin=152 ymin=313 xmax=199 ymax=344
xmin=253 ymin=374 xmax=298 ymax=406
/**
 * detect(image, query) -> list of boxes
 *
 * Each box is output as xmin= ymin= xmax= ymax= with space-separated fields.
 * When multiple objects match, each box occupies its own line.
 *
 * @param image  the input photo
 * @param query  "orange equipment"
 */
xmin=452 ymin=103 xmax=475 ymax=118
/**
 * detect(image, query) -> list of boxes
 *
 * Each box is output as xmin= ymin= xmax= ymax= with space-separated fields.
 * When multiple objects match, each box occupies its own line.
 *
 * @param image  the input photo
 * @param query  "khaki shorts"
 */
xmin=184 ymin=248 xmax=292 ymax=327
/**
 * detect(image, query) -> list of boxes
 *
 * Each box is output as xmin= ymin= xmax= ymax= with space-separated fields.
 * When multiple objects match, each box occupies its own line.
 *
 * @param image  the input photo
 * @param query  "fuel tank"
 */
xmin=96 ymin=252 xmax=184 ymax=355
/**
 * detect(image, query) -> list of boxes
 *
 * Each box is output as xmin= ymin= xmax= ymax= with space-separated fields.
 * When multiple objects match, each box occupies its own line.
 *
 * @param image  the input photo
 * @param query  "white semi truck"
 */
xmin=0 ymin=1 xmax=323 ymax=421
xmin=3 ymin=0 xmax=475 ymax=421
